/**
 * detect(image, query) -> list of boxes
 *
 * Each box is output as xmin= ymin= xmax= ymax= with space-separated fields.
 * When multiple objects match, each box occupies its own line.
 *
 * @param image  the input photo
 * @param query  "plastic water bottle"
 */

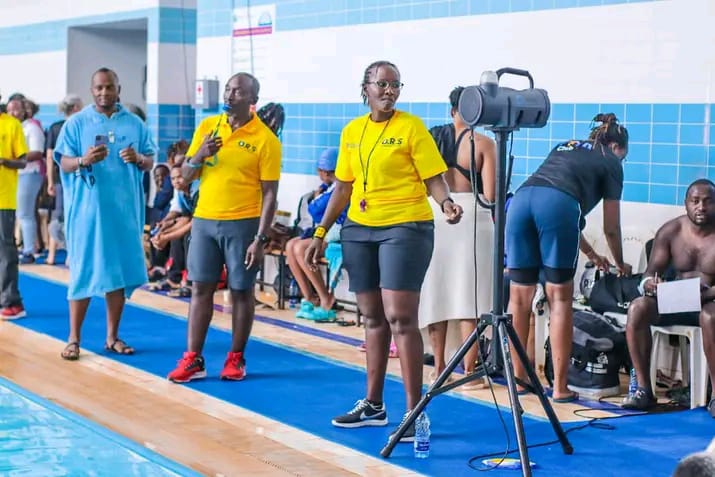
xmin=413 ymin=412 xmax=430 ymax=459
xmin=628 ymin=368 xmax=638 ymax=396
xmin=288 ymin=279 xmax=299 ymax=308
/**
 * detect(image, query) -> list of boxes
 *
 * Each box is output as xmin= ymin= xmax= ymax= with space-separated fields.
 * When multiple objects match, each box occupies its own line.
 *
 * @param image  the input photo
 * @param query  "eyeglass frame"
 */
xmin=366 ymin=80 xmax=404 ymax=90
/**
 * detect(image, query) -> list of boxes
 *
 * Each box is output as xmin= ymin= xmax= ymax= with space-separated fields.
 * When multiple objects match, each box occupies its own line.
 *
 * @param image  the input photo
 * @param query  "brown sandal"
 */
xmin=105 ymin=338 xmax=135 ymax=355
xmin=61 ymin=342 xmax=80 ymax=361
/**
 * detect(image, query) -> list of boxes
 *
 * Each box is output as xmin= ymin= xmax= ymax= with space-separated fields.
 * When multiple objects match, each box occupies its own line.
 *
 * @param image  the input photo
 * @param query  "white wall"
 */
xmin=0 ymin=0 xmax=161 ymax=27
xmin=147 ymin=42 xmax=196 ymax=104
xmin=0 ymin=51 xmax=67 ymax=103
xmin=251 ymin=0 xmax=715 ymax=104
xmin=67 ymin=27 xmax=148 ymax=109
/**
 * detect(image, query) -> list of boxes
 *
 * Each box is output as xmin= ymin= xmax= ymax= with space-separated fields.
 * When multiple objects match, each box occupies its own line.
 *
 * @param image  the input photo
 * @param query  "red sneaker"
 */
xmin=220 ymin=351 xmax=246 ymax=381
xmin=1 ymin=305 xmax=26 ymax=320
xmin=167 ymin=351 xmax=206 ymax=383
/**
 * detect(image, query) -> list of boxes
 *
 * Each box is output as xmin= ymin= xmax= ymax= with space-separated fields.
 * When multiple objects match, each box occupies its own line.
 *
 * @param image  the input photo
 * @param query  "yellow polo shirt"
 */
xmin=335 ymin=110 xmax=446 ymax=227
xmin=188 ymin=114 xmax=282 ymax=220
xmin=0 ymin=113 xmax=29 ymax=210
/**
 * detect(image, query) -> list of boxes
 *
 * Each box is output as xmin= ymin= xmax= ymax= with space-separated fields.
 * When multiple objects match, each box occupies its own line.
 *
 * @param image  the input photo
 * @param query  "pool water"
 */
xmin=0 ymin=378 xmax=197 ymax=477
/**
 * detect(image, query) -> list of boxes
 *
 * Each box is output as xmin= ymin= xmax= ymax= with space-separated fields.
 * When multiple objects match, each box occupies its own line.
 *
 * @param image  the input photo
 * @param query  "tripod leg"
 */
xmin=504 ymin=323 xmax=574 ymax=455
xmin=380 ymin=325 xmax=483 ymax=458
xmin=496 ymin=321 xmax=533 ymax=477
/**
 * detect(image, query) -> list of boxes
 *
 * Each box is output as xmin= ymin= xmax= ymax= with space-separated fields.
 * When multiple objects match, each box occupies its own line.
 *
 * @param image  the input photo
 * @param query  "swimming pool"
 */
xmin=0 ymin=377 xmax=198 ymax=477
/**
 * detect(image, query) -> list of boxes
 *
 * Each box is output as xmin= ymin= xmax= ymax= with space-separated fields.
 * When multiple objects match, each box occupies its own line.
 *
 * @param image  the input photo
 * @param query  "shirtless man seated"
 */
xmin=623 ymin=179 xmax=715 ymax=416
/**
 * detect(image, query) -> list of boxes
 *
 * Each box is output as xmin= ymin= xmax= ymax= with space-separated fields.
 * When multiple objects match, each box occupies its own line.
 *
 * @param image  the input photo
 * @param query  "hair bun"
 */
xmin=593 ymin=113 xmax=619 ymax=125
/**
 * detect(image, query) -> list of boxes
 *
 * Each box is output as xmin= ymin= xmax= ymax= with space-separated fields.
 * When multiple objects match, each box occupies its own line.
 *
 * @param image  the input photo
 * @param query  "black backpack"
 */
xmin=545 ymin=310 xmax=628 ymax=394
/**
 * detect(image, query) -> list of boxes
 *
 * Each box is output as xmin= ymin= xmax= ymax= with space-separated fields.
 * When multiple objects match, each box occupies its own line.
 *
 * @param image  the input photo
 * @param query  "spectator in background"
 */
xmin=150 ymin=164 xmax=197 ymax=296
xmin=257 ymin=102 xmax=285 ymax=138
xmin=45 ymin=94 xmax=84 ymax=265
xmin=285 ymin=147 xmax=346 ymax=321
xmin=149 ymin=163 xmax=172 ymax=225
xmin=672 ymin=439 xmax=715 ymax=477
xmin=54 ymin=67 xmax=156 ymax=360
xmin=6 ymin=98 xmax=45 ymax=263
xmin=124 ymin=103 xmax=146 ymax=122
xmin=24 ymin=99 xmax=42 ymax=130
xmin=420 ymin=86 xmax=496 ymax=386
xmin=506 ymin=114 xmax=631 ymax=403
xmin=0 ymin=92 xmax=29 ymax=320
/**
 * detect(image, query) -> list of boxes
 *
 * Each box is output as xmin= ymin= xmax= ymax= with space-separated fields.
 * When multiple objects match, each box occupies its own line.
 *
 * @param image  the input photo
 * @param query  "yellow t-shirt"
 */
xmin=335 ymin=110 xmax=447 ymax=227
xmin=0 ymin=113 xmax=29 ymax=210
xmin=188 ymin=114 xmax=282 ymax=220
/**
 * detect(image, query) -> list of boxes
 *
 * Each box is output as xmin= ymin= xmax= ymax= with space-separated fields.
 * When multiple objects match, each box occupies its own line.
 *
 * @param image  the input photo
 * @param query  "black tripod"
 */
xmin=380 ymin=128 xmax=573 ymax=476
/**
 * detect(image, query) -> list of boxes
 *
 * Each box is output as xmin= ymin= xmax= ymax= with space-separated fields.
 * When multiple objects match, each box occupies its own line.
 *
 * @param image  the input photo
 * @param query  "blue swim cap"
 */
xmin=317 ymin=147 xmax=339 ymax=171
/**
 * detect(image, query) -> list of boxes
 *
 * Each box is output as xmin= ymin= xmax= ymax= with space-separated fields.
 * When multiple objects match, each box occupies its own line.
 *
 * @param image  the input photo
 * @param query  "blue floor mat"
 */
xmin=11 ymin=273 xmax=714 ymax=477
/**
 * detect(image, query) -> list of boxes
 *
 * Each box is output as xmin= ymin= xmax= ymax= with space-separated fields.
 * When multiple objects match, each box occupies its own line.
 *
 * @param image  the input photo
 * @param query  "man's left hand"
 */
xmin=245 ymin=240 xmax=265 ymax=270
xmin=120 ymin=146 xmax=138 ymax=164
xmin=444 ymin=200 xmax=463 ymax=224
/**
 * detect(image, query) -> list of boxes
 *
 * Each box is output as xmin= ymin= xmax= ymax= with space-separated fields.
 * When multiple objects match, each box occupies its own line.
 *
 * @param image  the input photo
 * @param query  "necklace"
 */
xmin=357 ymin=115 xmax=392 ymax=212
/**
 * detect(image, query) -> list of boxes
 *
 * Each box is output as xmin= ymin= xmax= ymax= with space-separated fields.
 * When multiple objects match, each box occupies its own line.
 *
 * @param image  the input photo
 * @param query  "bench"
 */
xmin=256 ymin=246 xmax=362 ymax=325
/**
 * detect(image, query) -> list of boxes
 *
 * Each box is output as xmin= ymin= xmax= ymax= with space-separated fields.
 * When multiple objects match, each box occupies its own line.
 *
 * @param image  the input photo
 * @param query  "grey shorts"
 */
xmin=340 ymin=219 xmax=434 ymax=293
xmin=187 ymin=217 xmax=260 ymax=291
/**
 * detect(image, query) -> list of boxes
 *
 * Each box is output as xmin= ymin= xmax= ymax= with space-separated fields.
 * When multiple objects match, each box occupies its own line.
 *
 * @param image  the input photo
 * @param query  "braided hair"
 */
xmin=360 ymin=60 xmax=399 ymax=105
xmin=257 ymin=102 xmax=285 ymax=137
xmin=588 ymin=113 xmax=629 ymax=154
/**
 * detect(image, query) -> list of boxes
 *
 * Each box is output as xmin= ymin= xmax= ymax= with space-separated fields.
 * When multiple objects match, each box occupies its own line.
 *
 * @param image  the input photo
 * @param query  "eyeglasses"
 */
xmin=367 ymin=80 xmax=404 ymax=90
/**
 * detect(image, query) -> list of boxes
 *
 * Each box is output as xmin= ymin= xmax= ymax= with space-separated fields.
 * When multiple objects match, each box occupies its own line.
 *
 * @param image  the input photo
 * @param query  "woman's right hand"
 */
xmin=47 ymin=182 xmax=56 ymax=197
xmin=304 ymin=238 xmax=325 ymax=272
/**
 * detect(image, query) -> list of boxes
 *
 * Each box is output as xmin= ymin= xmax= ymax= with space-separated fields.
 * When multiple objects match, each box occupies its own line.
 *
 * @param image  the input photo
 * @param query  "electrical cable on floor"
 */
xmin=466 ymin=406 xmax=650 ymax=470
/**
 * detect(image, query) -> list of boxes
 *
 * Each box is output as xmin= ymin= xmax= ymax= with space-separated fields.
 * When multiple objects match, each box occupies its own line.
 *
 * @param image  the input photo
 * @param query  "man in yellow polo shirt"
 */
xmin=168 ymin=72 xmax=281 ymax=383
xmin=0 ymin=93 xmax=29 ymax=320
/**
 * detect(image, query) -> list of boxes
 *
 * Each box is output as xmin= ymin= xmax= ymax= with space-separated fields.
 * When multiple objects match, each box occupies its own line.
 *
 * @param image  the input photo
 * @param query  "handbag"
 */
xmin=587 ymin=271 xmax=643 ymax=315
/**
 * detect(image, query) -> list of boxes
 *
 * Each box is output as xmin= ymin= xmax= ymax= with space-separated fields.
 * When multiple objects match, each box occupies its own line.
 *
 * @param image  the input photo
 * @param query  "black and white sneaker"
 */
xmin=622 ymin=388 xmax=657 ymax=410
xmin=388 ymin=411 xmax=416 ymax=443
xmin=332 ymin=399 xmax=388 ymax=428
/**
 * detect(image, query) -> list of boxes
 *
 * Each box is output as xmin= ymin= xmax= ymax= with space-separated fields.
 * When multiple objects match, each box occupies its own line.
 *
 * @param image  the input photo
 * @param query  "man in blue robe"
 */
xmin=54 ymin=67 xmax=156 ymax=360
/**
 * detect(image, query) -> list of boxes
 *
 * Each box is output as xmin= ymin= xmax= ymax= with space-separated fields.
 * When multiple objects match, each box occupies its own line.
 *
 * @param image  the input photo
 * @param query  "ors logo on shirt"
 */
xmin=238 ymin=140 xmax=257 ymax=153
xmin=381 ymin=137 xmax=404 ymax=146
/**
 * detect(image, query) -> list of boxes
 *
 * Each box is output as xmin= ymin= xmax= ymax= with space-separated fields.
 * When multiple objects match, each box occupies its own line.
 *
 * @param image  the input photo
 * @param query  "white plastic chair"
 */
xmin=649 ymin=325 xmax=708 ymax=409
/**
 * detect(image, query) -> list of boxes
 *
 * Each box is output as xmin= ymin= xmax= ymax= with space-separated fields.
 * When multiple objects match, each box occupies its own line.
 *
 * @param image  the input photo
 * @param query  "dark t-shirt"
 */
xmin=46 ymin=120 xmax=65 ymax=182
xmin=522 ymin=140 xmax=623 ymax=216
xmin=46 ymin=120 xmax=65 ymax=151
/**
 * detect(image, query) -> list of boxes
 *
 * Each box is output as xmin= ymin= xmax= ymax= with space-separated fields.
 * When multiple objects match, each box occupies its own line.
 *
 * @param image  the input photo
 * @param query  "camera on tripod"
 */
xmin=457 ymin=68 xmax=550 ymax=130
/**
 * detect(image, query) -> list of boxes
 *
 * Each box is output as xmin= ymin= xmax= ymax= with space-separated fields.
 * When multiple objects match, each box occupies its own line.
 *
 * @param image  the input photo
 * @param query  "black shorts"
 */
xmin=656 ymin=312 xmax=700 ymax=327
xmin=340 ymin=219 xmax=434 ymax=293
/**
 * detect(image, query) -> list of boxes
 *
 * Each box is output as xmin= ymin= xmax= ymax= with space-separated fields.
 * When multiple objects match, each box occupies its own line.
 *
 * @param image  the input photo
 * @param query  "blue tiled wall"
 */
xmin=199 ymin=0 xmax=658 ymax=37
xmin=269 ymin=101 xmax=713 ymax=207
xmin=147 ymin=104 xmax=197 ymax=160
xmin=0 ymin=7 xmax=196 ymax=55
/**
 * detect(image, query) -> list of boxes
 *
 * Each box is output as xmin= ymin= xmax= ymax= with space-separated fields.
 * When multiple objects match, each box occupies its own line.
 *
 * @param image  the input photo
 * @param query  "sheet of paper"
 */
xmin=657 ymin=277 xmax=702 ymax=314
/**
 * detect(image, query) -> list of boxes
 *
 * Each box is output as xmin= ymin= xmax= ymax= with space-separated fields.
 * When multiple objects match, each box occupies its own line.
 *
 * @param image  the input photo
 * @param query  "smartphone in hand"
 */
xmin=95 ymin=135 xmax=109 ymax=147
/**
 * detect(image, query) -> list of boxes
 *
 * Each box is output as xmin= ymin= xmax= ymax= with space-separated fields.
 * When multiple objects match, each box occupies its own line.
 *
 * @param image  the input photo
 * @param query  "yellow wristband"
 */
xmin=313 ymin=226 xmax=327 ymax=240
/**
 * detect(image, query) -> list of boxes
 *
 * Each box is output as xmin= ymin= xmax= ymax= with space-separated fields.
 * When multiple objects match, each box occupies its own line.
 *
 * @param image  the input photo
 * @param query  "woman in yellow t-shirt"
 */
xmin=305 ymin=60 xmax=463 ymax=441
